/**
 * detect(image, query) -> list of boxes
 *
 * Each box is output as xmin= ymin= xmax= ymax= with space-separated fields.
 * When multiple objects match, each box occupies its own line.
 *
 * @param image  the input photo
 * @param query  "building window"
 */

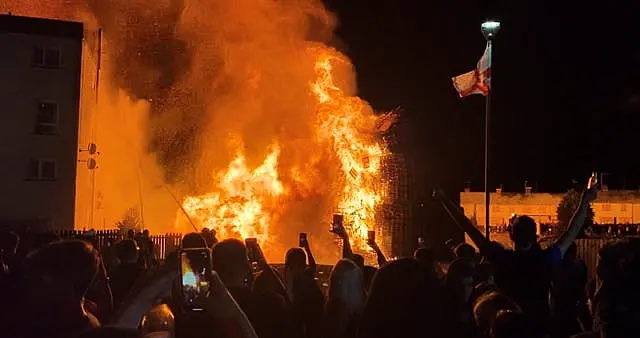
xmin=35 ymin=101 xmax=59 ymax=135
xmin=621 ymin=204 xmax=628 ymax=212
xmin=32 ymin=46 xmax=62 ymax=68
xmin=27 ymin=159 xmax=57 ymax=181
xmin=603 ymin=204 xmax=612 ymax=212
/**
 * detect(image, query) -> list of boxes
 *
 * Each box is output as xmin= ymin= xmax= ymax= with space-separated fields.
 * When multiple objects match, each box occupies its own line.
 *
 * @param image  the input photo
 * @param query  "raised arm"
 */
xmin=342 ymin=233 xmax=354 ymax=260
xmin=254 ymin=243 xmax=288 ymax=301
xmin=554 ymin=176 xmax=599 ymax=257
xmin=368 ymin=241 xmax=387 ymax=267
xmin=302 ymin=238 xmax=317 ymax=274
xmin=113 ymin=268 xmax=258 ymax=338
xmin=112 ymin=268 xmax=177 ymax=327
xmin=433 ymin=188 xmax=492 ymax=254
xmin=331 ymin=222 xmax=354 ymax=260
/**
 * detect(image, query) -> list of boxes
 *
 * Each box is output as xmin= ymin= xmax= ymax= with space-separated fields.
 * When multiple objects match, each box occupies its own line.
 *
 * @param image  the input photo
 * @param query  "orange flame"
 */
xmin=179 ymin=47 xmax=387 ymax=252
xmin=311 ymin=48 xmax=386 ymax=247
xmin=180 ymin=144 xmax=283 ymax=245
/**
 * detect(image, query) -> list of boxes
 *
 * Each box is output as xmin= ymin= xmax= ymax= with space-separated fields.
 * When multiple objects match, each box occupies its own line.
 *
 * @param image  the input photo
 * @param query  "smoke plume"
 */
xmin=2 ymin=0 xmax=385 ymax=263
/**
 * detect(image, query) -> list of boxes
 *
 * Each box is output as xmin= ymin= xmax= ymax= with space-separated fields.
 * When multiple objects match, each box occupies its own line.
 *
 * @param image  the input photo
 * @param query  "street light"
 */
xmin=481 ymin=20 xmax=501 ymax=40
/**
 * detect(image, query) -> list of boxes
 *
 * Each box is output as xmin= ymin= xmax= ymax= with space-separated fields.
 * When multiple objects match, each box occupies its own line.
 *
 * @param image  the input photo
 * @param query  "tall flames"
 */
xmin=182 ymin=144 xmax=283 ymax=244
xmin=2 ymin=0 xmax=395 ymax=262
xmin=180 ymin=47 xmax=388 ymax=252
xmin=312 ymin=50 xmax=386 ymax=246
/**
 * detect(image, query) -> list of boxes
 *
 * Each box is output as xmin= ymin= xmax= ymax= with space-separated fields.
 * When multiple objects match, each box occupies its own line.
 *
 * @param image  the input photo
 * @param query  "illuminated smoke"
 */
xmin=2 ymin=1 xmax=390 ymax=263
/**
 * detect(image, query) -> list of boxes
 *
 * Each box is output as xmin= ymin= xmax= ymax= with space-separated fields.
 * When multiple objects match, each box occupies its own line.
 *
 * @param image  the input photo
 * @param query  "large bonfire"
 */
xmin=179 ymin=47 xmax=389 ymax=252
xmin=2 ymin=0 xmax=397 ymax=261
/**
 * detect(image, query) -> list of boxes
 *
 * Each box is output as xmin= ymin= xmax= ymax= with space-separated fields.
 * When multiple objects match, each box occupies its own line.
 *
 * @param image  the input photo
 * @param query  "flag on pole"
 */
xmin=452 ymin=43 xmax=491 ymax=97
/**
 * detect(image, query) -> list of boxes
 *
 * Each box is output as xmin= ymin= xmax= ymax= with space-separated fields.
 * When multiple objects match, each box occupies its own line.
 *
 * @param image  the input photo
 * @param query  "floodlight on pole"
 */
xmin=481 ymin=20 xmax=501 ymax=40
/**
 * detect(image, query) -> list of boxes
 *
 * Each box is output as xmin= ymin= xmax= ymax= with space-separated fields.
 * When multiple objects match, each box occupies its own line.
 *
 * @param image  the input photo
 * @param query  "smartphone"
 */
xmin=245 ymin=238 xmax=259 ymax=262
xmin=332 ymin=214 xmax=344 ymax=232
xmin=367 ymin=230 xmax=375 ymax=243
xmin=179 ymin=248 xmax=212 ymax=311
xmin=418 ymin=237 xmax=425 ymax=246
xmin=299 ymin=233 xmax=307 ymax=247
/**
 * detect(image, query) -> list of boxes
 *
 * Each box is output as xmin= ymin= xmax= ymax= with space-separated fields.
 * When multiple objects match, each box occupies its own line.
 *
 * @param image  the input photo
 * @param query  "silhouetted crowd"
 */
xmin=1 ymin=180 xmax=638 ymax=338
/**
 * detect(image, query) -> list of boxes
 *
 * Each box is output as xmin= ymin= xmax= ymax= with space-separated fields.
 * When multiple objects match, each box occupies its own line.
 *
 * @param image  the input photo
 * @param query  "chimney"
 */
xmin=464 ymin=187 xmax=471 ymax=192
xmin=496 ymin=184 xmax=503 ymax=194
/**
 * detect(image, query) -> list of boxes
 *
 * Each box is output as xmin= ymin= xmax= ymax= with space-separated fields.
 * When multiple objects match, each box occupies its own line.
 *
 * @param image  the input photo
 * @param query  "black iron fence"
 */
xmin=53 ymin=229 xmax=183 ymax=262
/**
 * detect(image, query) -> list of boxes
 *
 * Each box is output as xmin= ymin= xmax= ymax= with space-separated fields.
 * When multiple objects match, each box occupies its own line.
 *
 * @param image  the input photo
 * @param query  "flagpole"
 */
xmin=481 ymin=20 xmax=500 ymax=240
xmin=484 ymin=39 xmax=492 ymax=241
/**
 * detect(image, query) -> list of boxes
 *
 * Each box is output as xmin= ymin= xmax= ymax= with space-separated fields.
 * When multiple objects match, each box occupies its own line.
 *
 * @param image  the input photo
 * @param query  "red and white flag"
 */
xmin=452 ymin=43 xmax=491 ymax=97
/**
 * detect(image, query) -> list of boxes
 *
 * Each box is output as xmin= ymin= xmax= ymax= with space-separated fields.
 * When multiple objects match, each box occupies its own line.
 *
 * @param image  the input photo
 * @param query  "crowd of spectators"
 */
xmin=1 ymin=178 xmax=638 ymax=338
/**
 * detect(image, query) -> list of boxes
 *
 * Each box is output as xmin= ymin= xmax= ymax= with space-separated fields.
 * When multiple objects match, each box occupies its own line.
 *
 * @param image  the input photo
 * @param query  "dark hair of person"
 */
xmin=211 ymin=239 xmax=249 ymax=282
xmin=114 ymin=239 xmax=138 ymax=264
xmin=510 ymin=216 xmax=537 ymax=245
xmin=358 ymin=258 xmax=447 ymax=338
xmin=446 ymin=259 xmax=475 ymax=285
xmin=491 ymin=310 xmax=537 ymax=338
xmin=473 ymin=291 xmax=521 ymax=336
xmin=26 ymin=239 xmax=100 ymax=297
xmin=181 ymin=232 xmax=207 ymax=249
xmin=285 ymin=247 xmax=306 ymax=271
xmin=352 ymin=254 xmax=365 ymax=270
xmin=454 ymin=243 xmax=477 ymax=260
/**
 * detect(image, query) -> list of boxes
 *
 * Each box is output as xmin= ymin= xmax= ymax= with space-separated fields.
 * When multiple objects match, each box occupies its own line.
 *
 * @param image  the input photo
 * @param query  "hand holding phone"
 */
xmin=331 ymin=214 xmax=346 ymax=237
xmin=367 ymin=230 xmax=376 ymax=245
xmin=584 ymin=172 xmax=599 ymax=203
xmin=179 ymin=248 xmax=213 ymax=312
xmin=245 ymin=238 xmax=268 ymax=271
xmin=299 ymin=233 xmax=308 ymax=248
xmin=587 ymin=172 xmax=598 ymax=190
xmin=418 ymin=237 xmax=425 ymax=246
xmin=245 ymin=238 xmax=260 ymax=262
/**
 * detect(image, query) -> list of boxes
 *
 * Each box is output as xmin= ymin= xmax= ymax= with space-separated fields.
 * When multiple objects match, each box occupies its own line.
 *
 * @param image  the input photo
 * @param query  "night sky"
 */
xmin=325 ymin=0 xmax=640 ymax=240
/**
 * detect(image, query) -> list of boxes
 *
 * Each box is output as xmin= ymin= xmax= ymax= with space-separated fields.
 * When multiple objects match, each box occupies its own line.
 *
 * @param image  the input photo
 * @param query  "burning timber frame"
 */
xmin=375 ymin=153 xmax=410 ymax=258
